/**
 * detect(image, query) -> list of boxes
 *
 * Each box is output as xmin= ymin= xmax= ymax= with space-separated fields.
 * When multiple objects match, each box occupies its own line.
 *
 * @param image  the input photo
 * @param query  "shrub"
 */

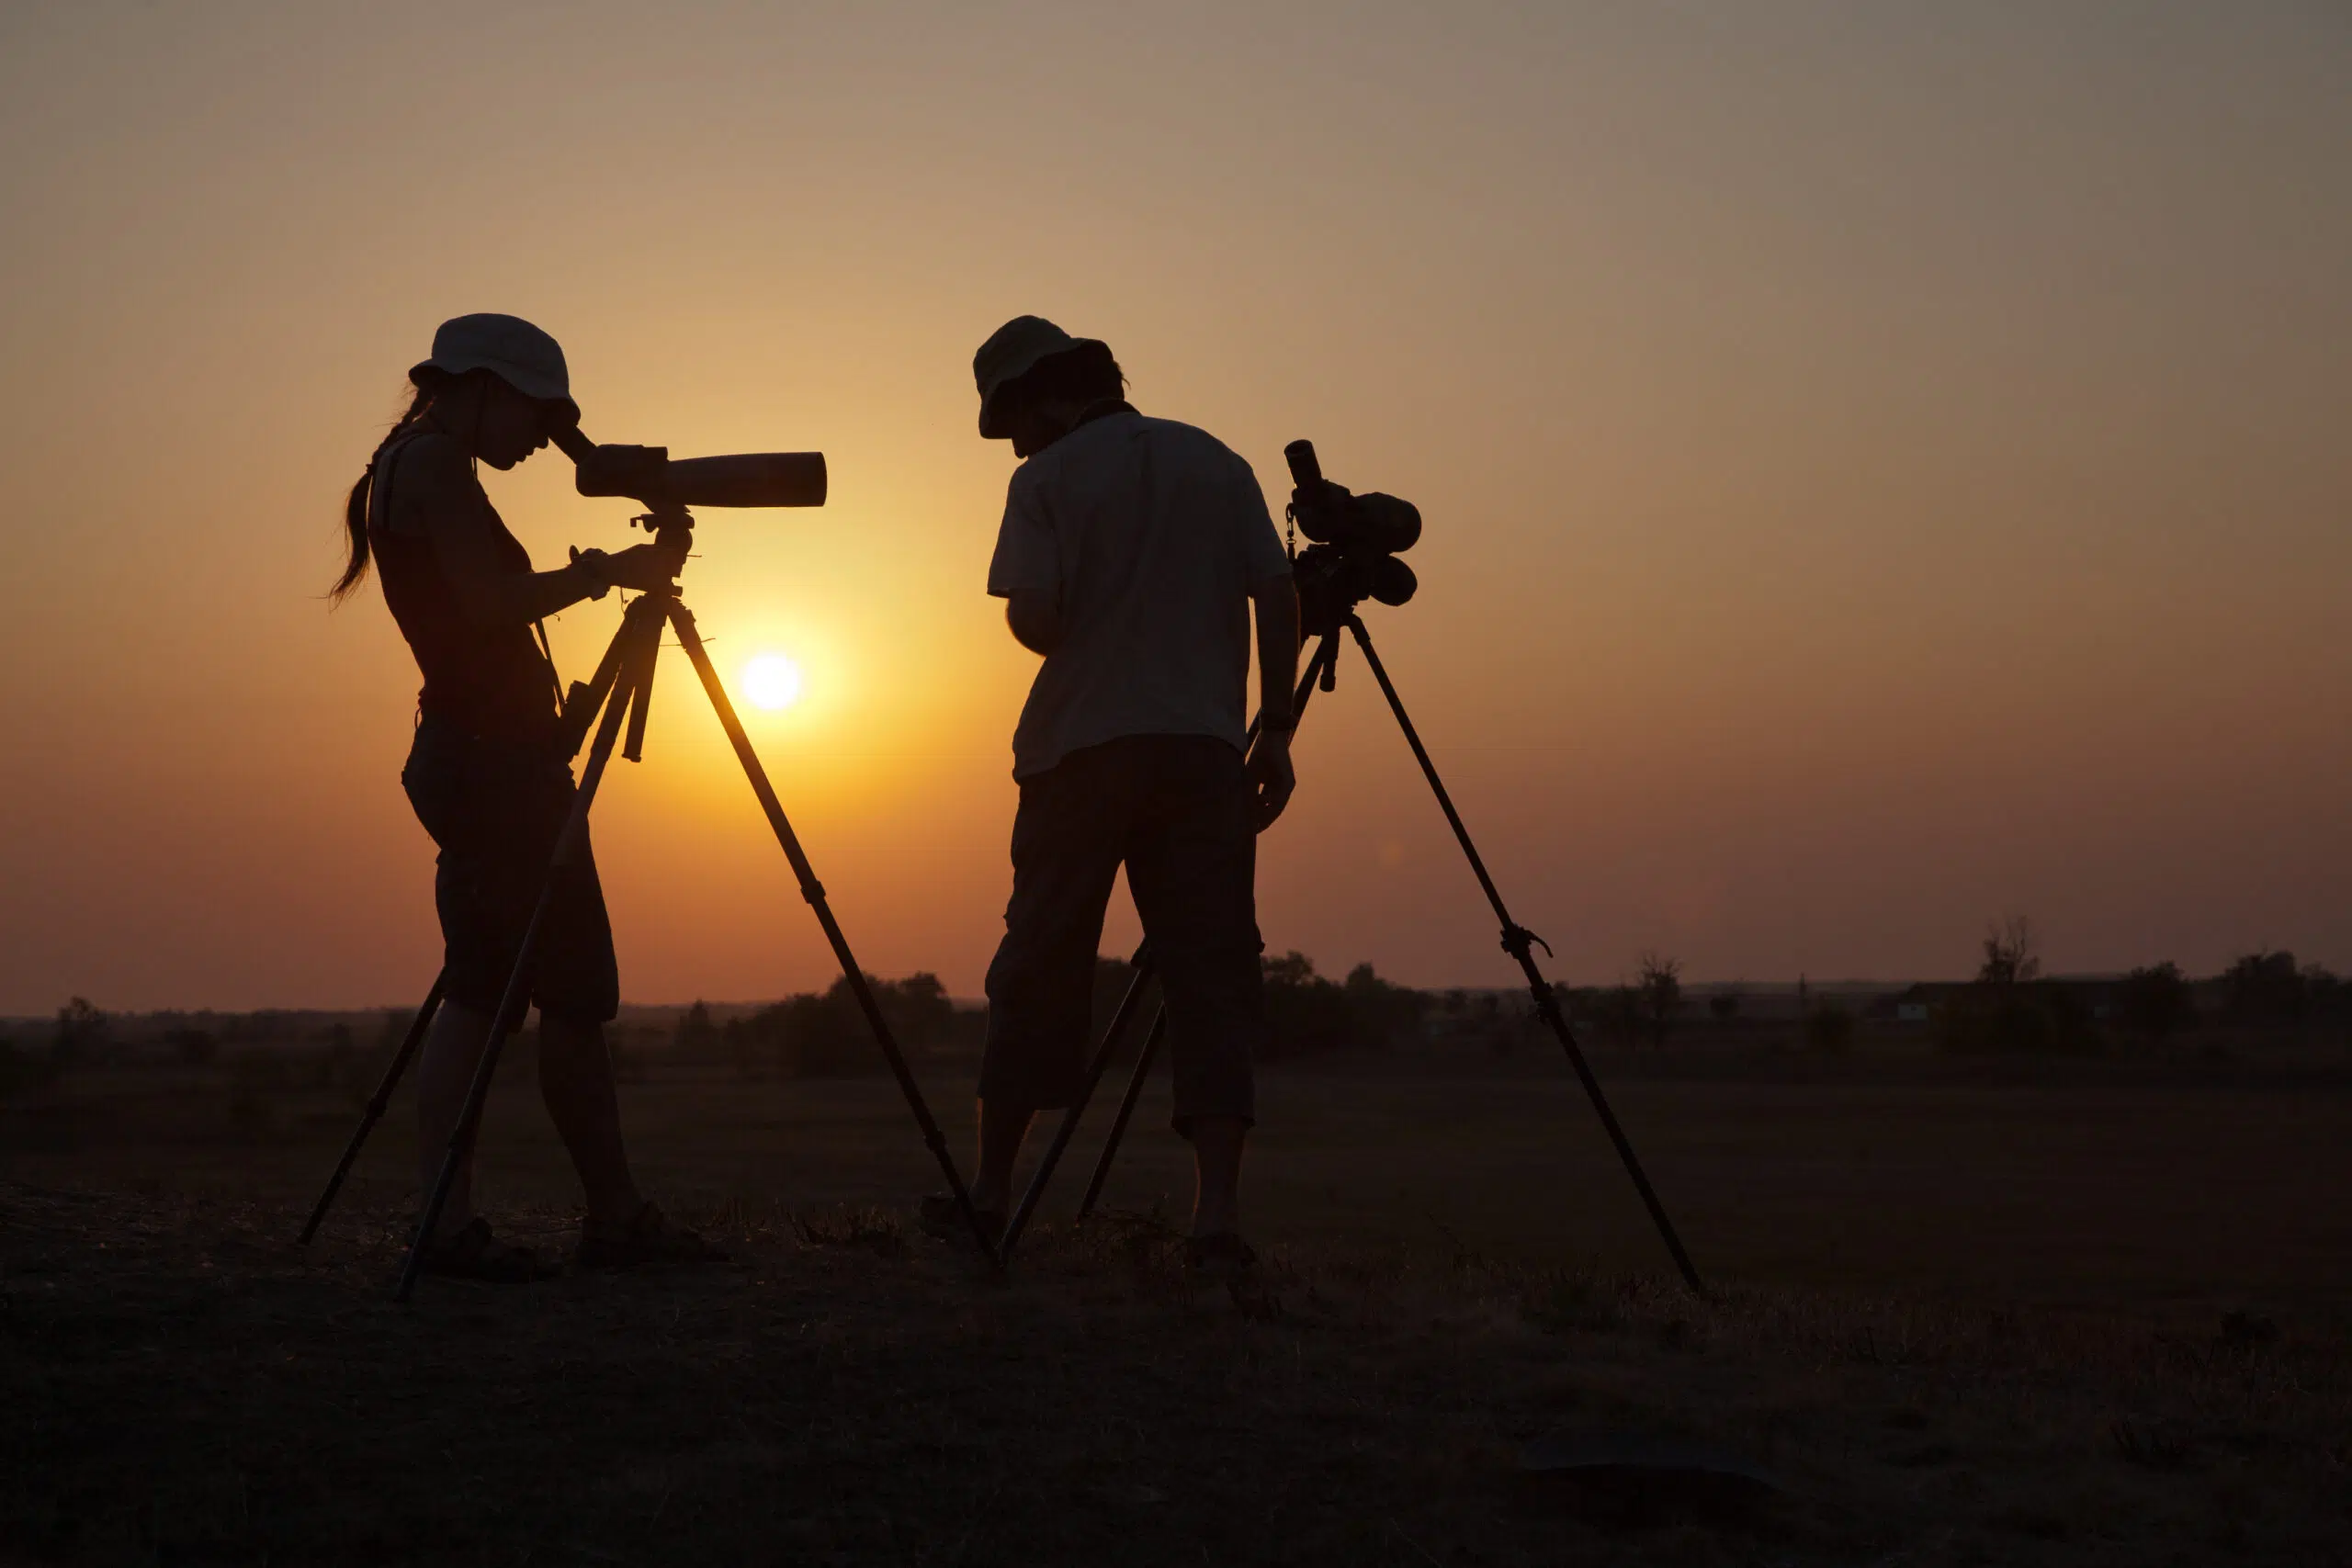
xmin=1806 ymin=1002 xmax=1855 ymax=1056
xmin=724 ymin=974 xmax=957 ymax=1079
xmin=166 ymin=1027 xmax=220 ymax=1067
xmin=0 ymin=1035 xmax=60 ymax=1097
xmin=2222 ymin=951 xmax=2304 ymax=1024
xmin=1937 ymin=986 xmax=2101 ymax=1055
xmin=227 ymin=1048 xmax=291 ymax=1141
xmin=1569 ymin=985 xmax=1647 ymax=1046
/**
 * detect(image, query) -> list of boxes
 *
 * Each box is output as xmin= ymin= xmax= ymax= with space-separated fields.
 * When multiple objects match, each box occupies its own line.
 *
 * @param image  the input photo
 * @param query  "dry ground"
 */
xmin=3 ymin=1053 xmax=2349 ymax=1563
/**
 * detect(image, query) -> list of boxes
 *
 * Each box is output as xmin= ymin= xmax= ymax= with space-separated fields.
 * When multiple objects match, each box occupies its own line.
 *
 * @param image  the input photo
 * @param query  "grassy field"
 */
xmin=4 ymin=1047 xmax=2349 ymax=1562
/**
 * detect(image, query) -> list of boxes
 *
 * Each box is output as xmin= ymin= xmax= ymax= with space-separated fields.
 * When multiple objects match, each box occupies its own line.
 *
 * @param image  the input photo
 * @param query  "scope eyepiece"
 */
xmin=1286 ymin=464 xmax=1419 ymax=557
xmin=1283 ymin=437 xmax=1425 ymax=634
xmin=573 ymin=443 xmax=672 ymax=500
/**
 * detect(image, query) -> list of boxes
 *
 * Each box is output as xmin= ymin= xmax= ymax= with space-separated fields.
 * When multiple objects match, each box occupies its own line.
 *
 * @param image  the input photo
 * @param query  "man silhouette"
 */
xmin=926 ymin=316 xmax=1299 ymax=1273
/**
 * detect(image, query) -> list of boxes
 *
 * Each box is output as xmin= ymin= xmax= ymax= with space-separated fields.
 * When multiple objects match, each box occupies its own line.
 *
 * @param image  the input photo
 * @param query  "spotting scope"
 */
xmin=551 ymin=424 xmax=827 ymax=512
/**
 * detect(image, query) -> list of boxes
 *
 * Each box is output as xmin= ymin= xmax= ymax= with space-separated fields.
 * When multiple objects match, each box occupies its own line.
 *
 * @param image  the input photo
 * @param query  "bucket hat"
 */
xmin=973 ymin=314 xmax=1105 ymax=437
xmin=409 ymin=313 xmax=578 ymax=420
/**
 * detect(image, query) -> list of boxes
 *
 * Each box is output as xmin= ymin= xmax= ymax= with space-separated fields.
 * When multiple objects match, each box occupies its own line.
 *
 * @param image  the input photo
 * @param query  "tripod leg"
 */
xmin=1076 ymin=1002 xmax=1169 ymax=1217
xmin=396 ymin=599 xmax=661 ymax=1302
xmin=559 ymin=622 xmax=631 ymax=761
xmin=298 ymin=970 xmax=446 ymax=1247
xmin=1068 ymin=633 xmax=1345 ymax=1222
xmin=999 ymin=944 xmax=1156 ymax=1262
xmin=1341 ymin=616 xmax=1705 ymax=1295
xmin=662 ymin=601 xmax=1001 ymax=1264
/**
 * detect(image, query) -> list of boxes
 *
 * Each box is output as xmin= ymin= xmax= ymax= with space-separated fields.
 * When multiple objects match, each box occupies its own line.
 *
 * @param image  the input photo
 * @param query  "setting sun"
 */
xmin=741 ymin=651 xmax=804 ymax=712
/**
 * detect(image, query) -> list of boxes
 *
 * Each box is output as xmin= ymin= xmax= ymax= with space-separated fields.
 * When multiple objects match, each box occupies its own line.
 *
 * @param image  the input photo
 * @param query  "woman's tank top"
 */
xmin=368 ymin=430 xmax=560 ymax=743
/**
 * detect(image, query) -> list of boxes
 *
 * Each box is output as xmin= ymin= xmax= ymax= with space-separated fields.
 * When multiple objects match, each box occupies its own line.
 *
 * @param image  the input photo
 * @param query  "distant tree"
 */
xmin=52 ymin=997 xmax=107 ymax=1069
xmin=2118 ymin=962 xmax=2195 ymax=1046
xmin=1262 ymin=952 xmax=1317 ymax=989
xmin=720 ymin=974 xmax=957 ymax=1079
xmin=1634 ymin=953 xmax=1681 ymax=1048
xmin=675 ymin=999 xmax=718 ymax=1053
xmin=2304 ymin=964 xmax=2346 ymax=1022
xmin=1938 ymin=919 xmax=2101 ymax=1056
xmin=2221 ymin=951 xmax=2304 ymax=1024
xmin=897 ymin=973 xmax=952 ymax=1030
xmin=1342 ymin=963 xmax=1429 ymax=1049
xmin=1475 ymin=991 xmax=1521 ymax=1057
xmin=1261 ymin=952 xmax=1355 ymax=1059
xmin=1977 ymin=918 xmax=2041 ymax=987
xmin=1707 ymin=991 xmax=1742 ymax=1022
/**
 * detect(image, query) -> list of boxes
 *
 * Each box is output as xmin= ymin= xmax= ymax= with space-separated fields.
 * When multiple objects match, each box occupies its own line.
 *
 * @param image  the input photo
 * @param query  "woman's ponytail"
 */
xmin=329 ymin=382 xmax=435 ymax=604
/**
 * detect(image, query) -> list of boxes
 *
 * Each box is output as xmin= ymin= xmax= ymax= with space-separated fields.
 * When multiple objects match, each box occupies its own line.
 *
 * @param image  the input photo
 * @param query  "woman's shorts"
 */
xmin=401 ymin=714 xmax=620 ymax=1026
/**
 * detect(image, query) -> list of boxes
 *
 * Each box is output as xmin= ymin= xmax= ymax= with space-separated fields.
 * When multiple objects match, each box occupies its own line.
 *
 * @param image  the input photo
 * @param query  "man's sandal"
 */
xmin=917 ymin=1192 xmax=1006 ymax=1253
xmin=1184 ymin=1232 xmax=1259 ymax=1281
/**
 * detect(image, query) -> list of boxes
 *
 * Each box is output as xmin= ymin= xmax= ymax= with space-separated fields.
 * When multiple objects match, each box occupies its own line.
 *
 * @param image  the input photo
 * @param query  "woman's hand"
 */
xmin=603 ymin=540 xmax=688 ymax=591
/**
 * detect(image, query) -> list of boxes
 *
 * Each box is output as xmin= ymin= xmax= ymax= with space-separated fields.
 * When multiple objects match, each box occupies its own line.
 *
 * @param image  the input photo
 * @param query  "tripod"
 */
xmin=297 ymin=524 xmax=1001 ymax=1294
xmin=997 ymin=612 xmax=1705 ymax=1296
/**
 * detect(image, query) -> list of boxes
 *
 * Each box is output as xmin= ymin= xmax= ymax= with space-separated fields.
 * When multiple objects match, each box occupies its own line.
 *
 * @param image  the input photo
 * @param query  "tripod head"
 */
xmin=1283 ymin=439 xmax=1420 ymax=637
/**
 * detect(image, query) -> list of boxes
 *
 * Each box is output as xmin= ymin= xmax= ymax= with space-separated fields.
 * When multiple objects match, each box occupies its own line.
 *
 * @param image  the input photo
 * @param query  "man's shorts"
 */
xmin=401 ymin=714 xmax=620 ymax=1026
xmin=982 ymin=734 xmax=1265 ymax=1133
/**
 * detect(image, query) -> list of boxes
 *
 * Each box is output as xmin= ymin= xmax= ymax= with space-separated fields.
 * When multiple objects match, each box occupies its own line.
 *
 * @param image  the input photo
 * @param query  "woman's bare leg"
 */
xmin=415 ymin=1000 xmax=496 ymax=1239
xmin=537 ymin=1014 xmax=643 ymax=1226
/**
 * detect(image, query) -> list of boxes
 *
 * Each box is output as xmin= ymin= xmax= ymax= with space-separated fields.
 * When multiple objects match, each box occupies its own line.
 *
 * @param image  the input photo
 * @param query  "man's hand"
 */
xmin=1005 ymin=591 xmax=1065 ymax=655
xmin=1247 ymin=728 xmax=1295 ymax=832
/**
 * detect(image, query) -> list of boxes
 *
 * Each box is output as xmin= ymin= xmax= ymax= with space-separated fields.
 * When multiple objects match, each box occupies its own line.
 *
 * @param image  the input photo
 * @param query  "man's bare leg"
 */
xmin=972 ymin=1098 xmax=1037 ymax=1217
xmin=415 ymin=1000 xmax=497 ymax=1240
xmin=537 ymin=1015 xmax=644 ymax=1228
xmin=1187 ymin=1114 xmax=1247 ymax=1239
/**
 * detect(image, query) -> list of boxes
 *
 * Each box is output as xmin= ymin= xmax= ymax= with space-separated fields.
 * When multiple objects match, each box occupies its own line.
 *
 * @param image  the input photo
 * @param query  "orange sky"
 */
xmin=3 ymin=4 xmax=2347 ymax=1012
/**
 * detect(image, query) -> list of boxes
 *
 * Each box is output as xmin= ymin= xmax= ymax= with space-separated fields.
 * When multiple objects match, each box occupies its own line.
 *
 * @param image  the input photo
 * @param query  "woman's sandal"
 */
xmin=1183 ymin=1232 xmax=1259 ymax=1280
xmin=418 ymin=1216 xmax=560 ymax=1283
xmin=576 ymin=1201 xmax=729 ymax=1269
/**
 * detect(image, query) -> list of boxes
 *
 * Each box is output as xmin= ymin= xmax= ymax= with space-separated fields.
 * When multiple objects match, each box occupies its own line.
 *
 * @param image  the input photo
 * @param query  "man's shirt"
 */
xmin=989 ymin=409 xmax=1292 ymax=780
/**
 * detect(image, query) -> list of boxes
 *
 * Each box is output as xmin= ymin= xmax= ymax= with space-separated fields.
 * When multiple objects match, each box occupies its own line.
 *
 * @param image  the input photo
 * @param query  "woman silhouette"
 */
xmin=334 ymin=313 xmax=718 ymax=1280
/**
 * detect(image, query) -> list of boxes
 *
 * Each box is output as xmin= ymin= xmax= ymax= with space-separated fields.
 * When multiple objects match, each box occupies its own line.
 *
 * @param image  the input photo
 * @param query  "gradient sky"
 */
xmin=2 ymin=2 xmax=2346 ymax=1013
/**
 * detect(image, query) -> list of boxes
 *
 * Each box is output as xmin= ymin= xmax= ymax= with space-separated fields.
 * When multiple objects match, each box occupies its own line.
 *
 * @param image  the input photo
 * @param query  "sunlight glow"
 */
xmin=742 ymin=651 xmax=804 ymax=712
